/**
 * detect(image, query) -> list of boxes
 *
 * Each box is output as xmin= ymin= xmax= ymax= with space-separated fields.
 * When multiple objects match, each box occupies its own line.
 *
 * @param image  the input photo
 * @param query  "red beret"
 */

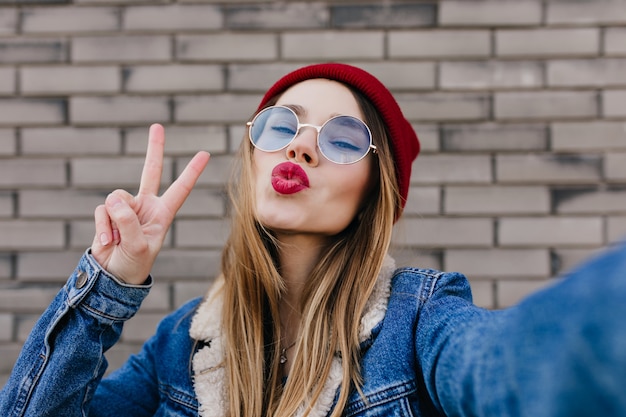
xmin=257 ymin=63 xmax=420 ymax=218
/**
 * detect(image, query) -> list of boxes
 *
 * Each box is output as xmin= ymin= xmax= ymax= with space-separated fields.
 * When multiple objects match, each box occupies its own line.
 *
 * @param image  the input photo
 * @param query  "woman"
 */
xmin=1 ymin=63 xmax=625 ymax=417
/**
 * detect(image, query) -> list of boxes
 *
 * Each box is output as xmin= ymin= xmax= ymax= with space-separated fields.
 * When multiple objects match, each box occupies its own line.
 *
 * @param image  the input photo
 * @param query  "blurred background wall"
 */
xmin=1 ymin=0 xmax=625 ymax=383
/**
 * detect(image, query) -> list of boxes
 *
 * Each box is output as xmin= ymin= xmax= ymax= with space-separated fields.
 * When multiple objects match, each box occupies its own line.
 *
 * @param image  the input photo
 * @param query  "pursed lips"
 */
xmin=271 ymin=162 xmax=310 ymax=195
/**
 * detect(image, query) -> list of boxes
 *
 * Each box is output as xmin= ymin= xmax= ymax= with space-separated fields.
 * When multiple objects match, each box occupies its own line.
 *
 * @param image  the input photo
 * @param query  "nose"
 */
xmin=285 ymin=126 xmax=319 ymax=166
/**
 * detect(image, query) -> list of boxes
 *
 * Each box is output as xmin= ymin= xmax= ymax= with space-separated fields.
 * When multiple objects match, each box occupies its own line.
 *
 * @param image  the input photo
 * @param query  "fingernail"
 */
xmin=99 ymin=232 xmax=110 ymax=246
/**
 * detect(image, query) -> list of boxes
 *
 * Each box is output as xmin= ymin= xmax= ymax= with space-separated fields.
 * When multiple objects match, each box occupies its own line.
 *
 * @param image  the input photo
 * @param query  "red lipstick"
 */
xmin=271 ymin=162 xmax=309 ymax=195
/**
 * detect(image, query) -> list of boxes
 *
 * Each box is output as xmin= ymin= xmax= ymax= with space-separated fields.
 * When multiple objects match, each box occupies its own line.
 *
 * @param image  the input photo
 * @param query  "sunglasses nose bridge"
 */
xmin=296 ymin=122 xmax=323 ymax=139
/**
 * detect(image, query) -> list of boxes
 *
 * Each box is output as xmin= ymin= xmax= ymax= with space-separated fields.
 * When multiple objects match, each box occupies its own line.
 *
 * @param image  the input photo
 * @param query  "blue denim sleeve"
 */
xmin=417 ymin=242 xmax=626 ymax=417
xmin=0 ymin=249 xmax=152 ymax=417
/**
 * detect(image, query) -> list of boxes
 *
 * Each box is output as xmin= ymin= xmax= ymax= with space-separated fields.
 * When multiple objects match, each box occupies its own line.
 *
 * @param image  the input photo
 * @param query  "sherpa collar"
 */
xmin=189 ymin=255 xmax=396 ymax=417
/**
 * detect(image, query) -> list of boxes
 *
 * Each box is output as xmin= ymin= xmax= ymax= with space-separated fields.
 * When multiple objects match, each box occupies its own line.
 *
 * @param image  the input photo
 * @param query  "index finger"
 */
xmin=138 ymin=123 xmax=166 ymax=196
xmin=161 ymin=151 xmax=210 ymax=215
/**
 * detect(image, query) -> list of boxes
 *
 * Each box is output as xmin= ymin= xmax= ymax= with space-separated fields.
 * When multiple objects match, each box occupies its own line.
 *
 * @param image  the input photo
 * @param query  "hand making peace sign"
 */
xmin=90 ymin=124 xmax=211 ymax=285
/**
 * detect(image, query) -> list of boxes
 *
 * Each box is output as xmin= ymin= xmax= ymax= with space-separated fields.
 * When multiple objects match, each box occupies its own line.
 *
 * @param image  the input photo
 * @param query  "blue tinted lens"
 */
xmin=249 ymin=107 xmax=298 ymax=151
xmin=318 ymin=116 xmax=372 ymax=164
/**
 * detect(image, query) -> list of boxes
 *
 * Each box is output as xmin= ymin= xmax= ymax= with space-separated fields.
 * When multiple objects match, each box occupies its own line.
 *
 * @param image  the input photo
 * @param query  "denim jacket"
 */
xmin=2 ymin=243 xmax=626 ymax=417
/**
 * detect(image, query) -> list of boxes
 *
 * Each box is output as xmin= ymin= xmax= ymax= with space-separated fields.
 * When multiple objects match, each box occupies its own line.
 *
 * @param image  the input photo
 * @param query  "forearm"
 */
xmin=422 ymin=243 xmax=626 ymax=417
xmin=0 ymin=249 xmax=151 ymax=417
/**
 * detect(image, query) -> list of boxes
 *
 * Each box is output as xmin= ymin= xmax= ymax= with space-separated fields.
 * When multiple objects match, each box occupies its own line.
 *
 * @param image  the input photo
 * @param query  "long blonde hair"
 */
xmin=219 ymin=85 xmax=401 ymax=417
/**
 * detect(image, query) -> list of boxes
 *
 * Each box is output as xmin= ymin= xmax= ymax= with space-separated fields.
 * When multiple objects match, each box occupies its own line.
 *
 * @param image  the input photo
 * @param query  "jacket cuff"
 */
xmin=64 ymin=249 xmax=153 ymax=321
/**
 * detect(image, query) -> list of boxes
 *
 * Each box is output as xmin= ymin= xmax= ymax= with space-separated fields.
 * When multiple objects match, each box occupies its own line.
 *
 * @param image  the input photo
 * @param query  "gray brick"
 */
xmin=0 ymin=158 xmax=65 ymax=188
xmin=440 ymin=60 xmax=543 ymax=90
xmin=0 ymin=98 xmax=66 ymax=125
xmin=413 ymin=124 xmax=439 ymax=153
xmin=138 ymin=282 xmax=170 ymax=311
xmin=608 ymin=216 xmax=626 ymax=243
xmin=605 ymin=27 xmax=626 ymax=55
xmin=496 ymin=28 xmax=599 ymax=57
xmin=228 ymin=63 xmax=310 ymax=92
xmin=0 ymin=221 xmax=64 ymax=250
xmin=125 ymin=125 xmax=227 ymax=155
xmin=388 ymin=247 xmax=442 ymax=271
xmin=332 ymin=3 xmax=435 ymax=28
xmin=0 ymin=9 xmax=17 ymax=35
xmin=496 ymin=154 xmax=602 ymax=184
xmin=446 ymin=249 xmax=550 ymax=278
xmin=20 ymin=189 xmax=108 ymax=218
xmin=0 ymin=314 xmax=12 ymax=341
xmin=445 ymin=186 xmax=549 ymax=215
xmin=603 ymin=90 xmax=626 ymax=118
xmin=21 ymin=6 xmax=120 ymax=33
xmin=0 ymin=128 xmax=16 ymax=155
xmin=441 ymin=1 xmax=542 ymax=26
xmin=69 ymin=220 xmax=95 ymax=248
xmin=547 ymin=0 xmax=626 ymax=25
xmin=175 ymin=218 xmax=229 ymax=248
xmin=497 ymin=279 xmax=554 ymax=308
xmin=443 ymin=123 xmax=548 ymax=152
xmin=174 ymin=94 xmax=259 ymax=123
xmin=403 ymin=186 xmax=440 ymax=216
xmin=553 ymin=188 xmax=626 ymax=214
xmin=124 ymin=4 xmax=221 ymax=31
xmin=606 ymin=153 xmax=626 ymax=180
xmin=0 ymin=66 xmax=15 ymax=95
xmin=153 ymin=249 xmax=221 ymax=279
xmin=70 ymin=96 xmax=169 ymax=125
xmin=121 ymin=313 xmax=162 ymax=342
xmin=0 ymin=192 xmax=12 ymax=217
xmin=349 ymin=62 xmax=437 ymax=91
xmin=73 ymin=35 xmax=170 ymax=63
xmin=552 ymin=122 xmax=626 ymax=152
xmin=71 ymin=156 xmax=172 ymax=188
xmin=394 ymin=217 xmax=493 ymax=247
xmin=124 ymin=64 xmax=222 ymax=93
xmin=548 ymin=59 xmax=626 ymax=87
xmin=105 ymin=343 xmax=142 ymax=375
xmin=229 ymin=124 xmax=245 ymax=152
xmin=410 ymin=154 xmax=492 ymax=184
xmin=176 ymin=189 xmax=225 ymax=217
xmin=282 ymin=31 xmax=383 ymax=60
xmin=21 ymin=127 xmax=121 ymax=155
xmin=389 ymin=30 xmax=491 ymax=58
xmin=499 ymin=217 xmax=603 ymax=246
xmin=554 ymin=248 xmax=602 ymax=274
xmin=0 ymin=38 xmax=67 ymax=63
xmin=226 ymin=3 xmax=327 ymax=29
xmin=0 ymin=253 xmax=11 ymax=278
xmin=183 ymin=154 xmax=233 ymax=187
xmin=0 ymin=344 xmax=21 ymax=374
xmin=238 ymin=61 xmax=436 ymax=101
xmin=17 ymin=251 xmax=84 ymax=281
xmin=174 ymin=281 xmax=212 ymax=308
xmin=495 ymin=91 xmax=597 ymax=120
xmin=21 ymin=65 xmax=120 ymax=95
xmin=467 ymin=280 xmax=494 ymax=309
xmin=177 ymin=34 xmax=276 ymax=61
xmin=396 ymin=92 xmax=490 ymax=122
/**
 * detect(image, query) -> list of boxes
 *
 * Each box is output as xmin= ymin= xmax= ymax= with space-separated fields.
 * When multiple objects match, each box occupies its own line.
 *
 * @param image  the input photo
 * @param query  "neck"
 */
xmin=275 ymin=232 xmax=329 ymax=371
xmin=275 ymin=232 xmax=328 ymax=305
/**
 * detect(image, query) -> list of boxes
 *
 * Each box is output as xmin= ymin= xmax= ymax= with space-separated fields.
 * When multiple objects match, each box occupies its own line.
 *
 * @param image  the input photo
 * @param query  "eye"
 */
xmin=270 ymin=123 xmax=297 ymax=137
xmin=328 ymin=137 xmax=362 ymax=152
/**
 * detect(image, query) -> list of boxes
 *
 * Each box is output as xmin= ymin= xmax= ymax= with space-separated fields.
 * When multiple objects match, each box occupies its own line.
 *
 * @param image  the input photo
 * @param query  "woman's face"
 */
xmin=252 ymin=79 xmax=373 ymax=237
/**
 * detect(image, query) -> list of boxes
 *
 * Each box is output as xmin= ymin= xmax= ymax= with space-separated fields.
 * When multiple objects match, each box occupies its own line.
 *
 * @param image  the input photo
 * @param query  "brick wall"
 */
xmin=1 ymin=0 xmax=626 ymax=383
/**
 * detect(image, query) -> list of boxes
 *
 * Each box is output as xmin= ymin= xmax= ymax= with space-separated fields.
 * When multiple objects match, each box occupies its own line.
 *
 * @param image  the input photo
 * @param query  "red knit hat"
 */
xmin=257 ymin=63 xmax=420 ymax=218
